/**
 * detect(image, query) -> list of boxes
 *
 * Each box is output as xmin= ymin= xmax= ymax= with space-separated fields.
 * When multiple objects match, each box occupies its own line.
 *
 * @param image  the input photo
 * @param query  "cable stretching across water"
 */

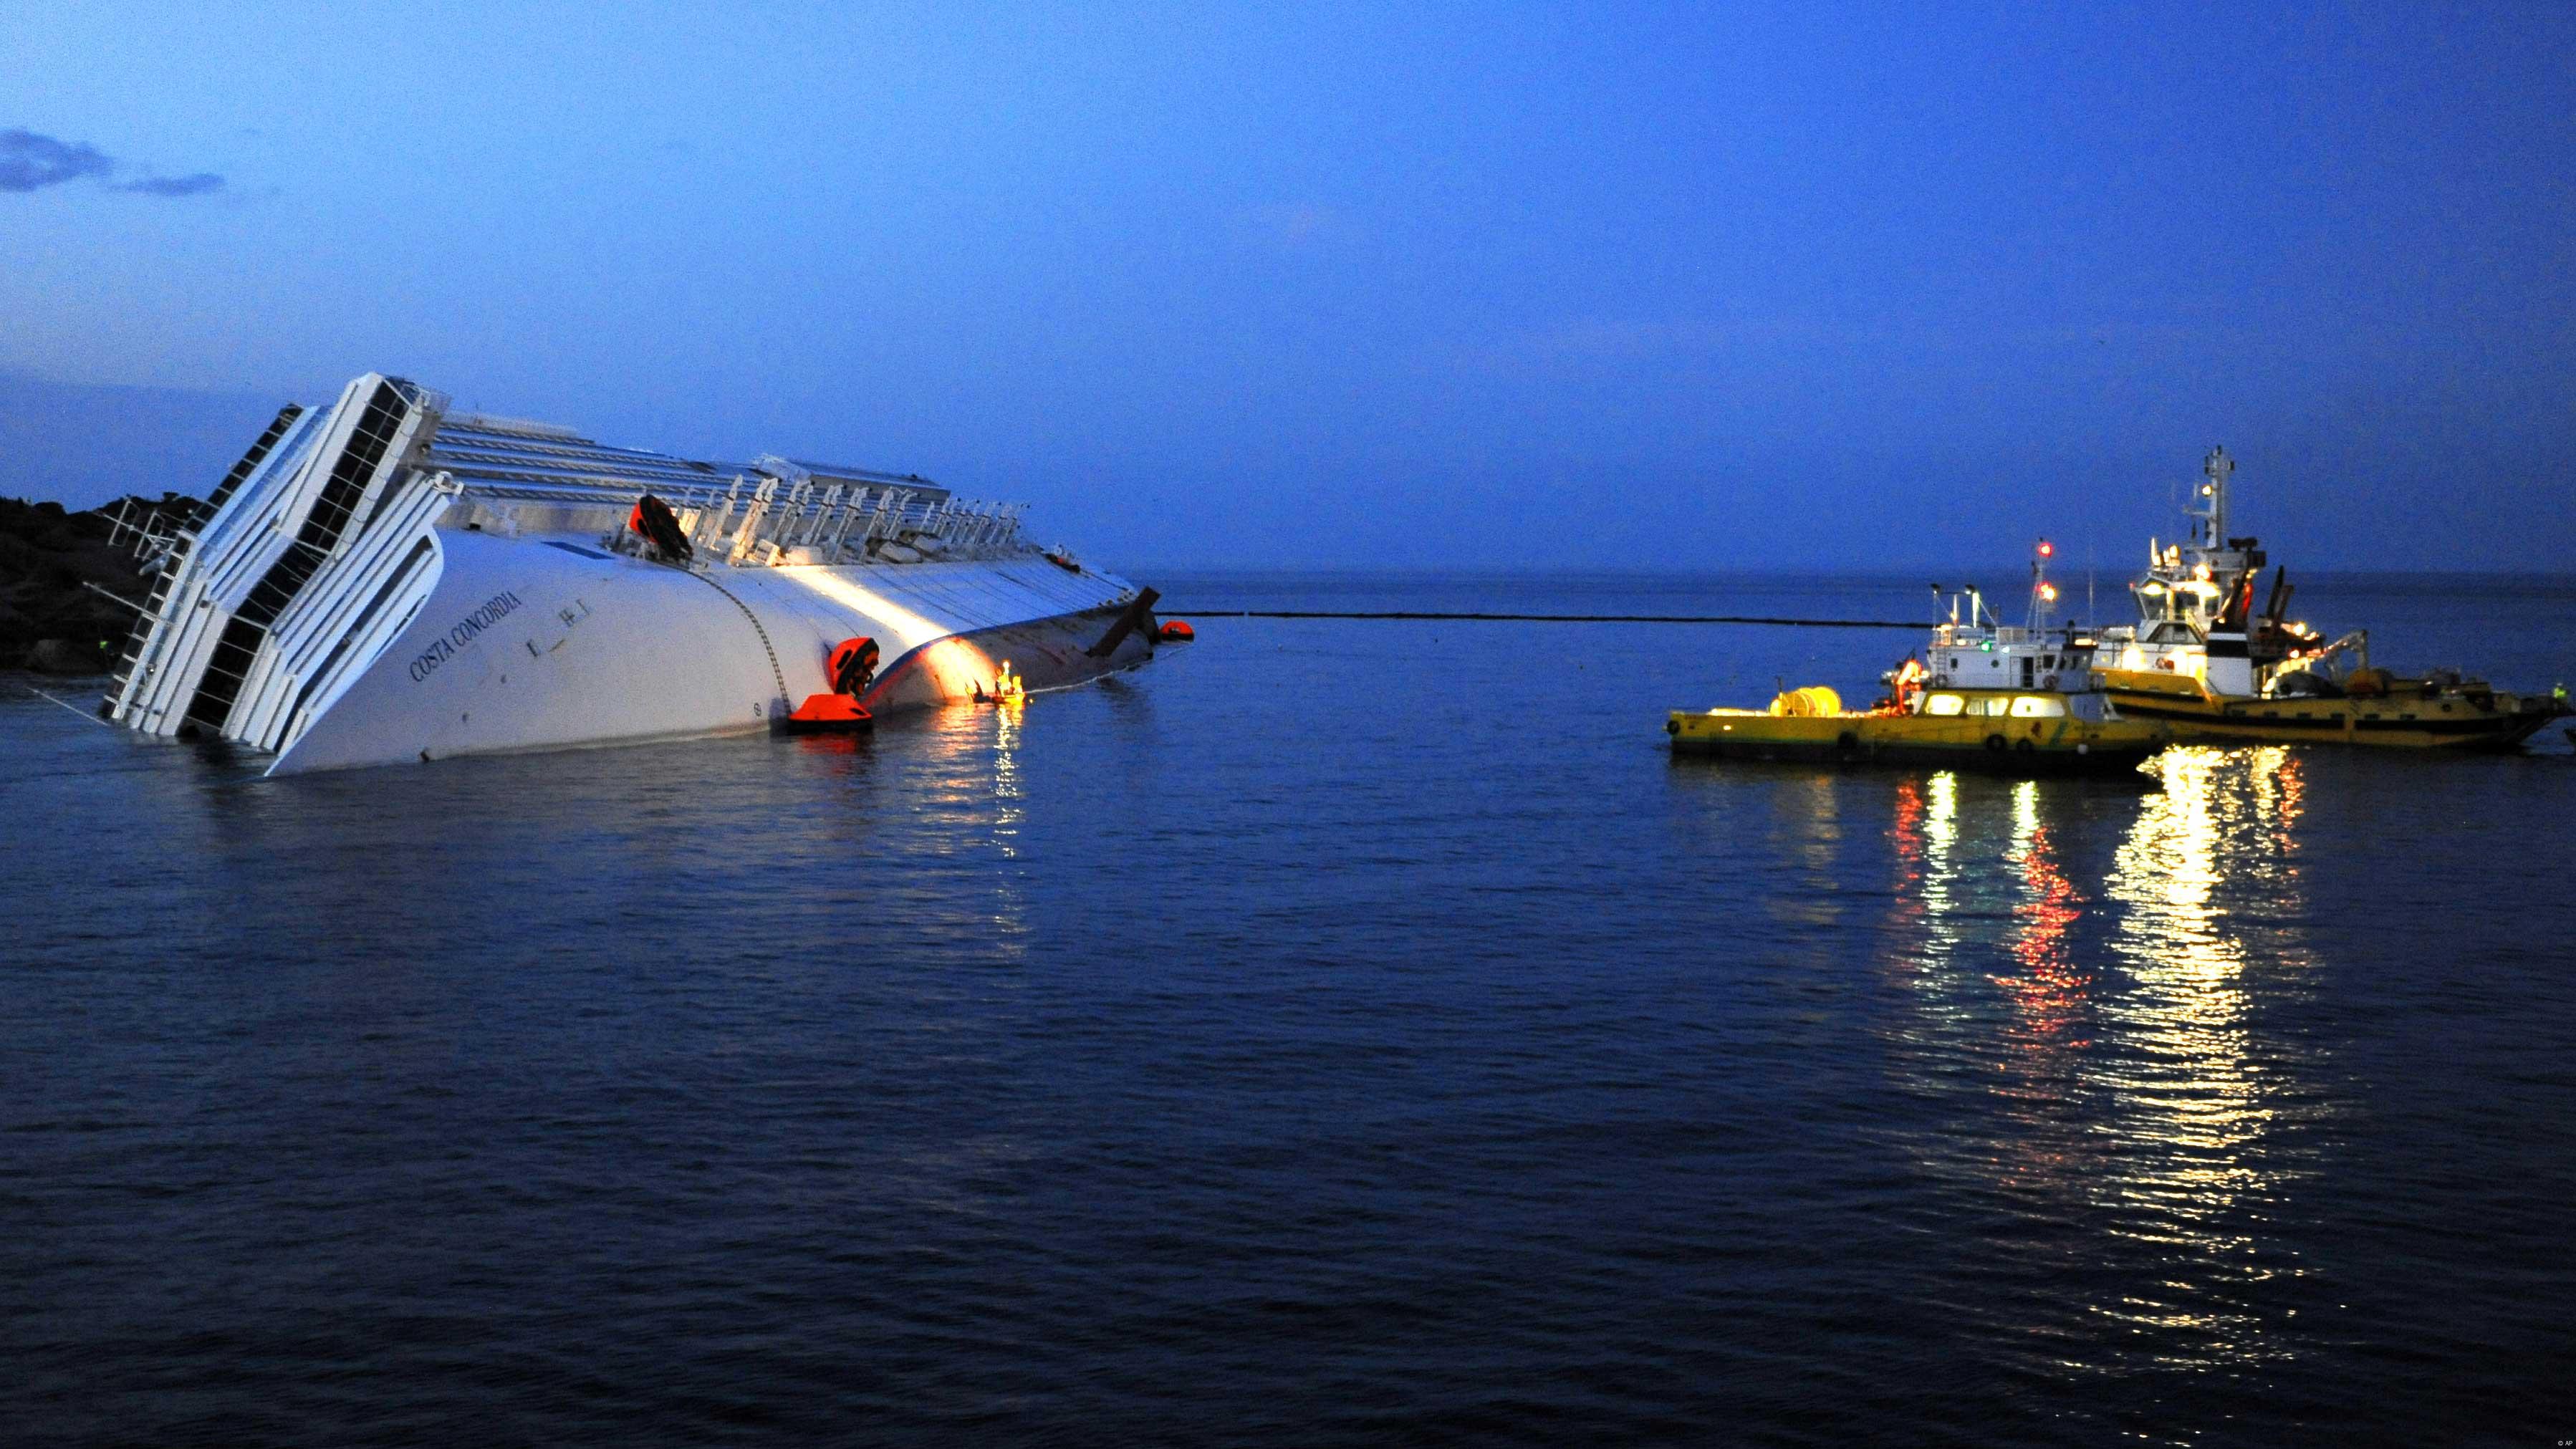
xmin=1176 ymin=610 xmax=1927 ymax=627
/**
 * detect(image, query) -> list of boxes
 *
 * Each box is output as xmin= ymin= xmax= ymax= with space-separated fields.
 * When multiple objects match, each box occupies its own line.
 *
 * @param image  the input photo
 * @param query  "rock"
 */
xmin=0 ymin=492 xmax=195 ymax=674
xmin=27 ymin=637 xmax=107 ymax=675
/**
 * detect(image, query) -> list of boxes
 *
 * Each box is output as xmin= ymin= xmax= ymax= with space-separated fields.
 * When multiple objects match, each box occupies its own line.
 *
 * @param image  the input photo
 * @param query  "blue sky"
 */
xmin=4 ymin=1 xmax=2570 ymax=569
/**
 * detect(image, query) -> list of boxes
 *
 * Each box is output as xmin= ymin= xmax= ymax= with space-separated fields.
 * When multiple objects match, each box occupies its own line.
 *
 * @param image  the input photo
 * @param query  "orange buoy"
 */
xmin=1156 ymin=620 xmax=1196 ymax=642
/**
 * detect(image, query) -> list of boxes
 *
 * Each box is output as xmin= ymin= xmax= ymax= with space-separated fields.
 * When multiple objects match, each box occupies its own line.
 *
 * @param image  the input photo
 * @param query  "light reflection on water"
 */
xmin=908 ymin=703 xmax=1033 ymax=955
xmin=1873 ymin=749 xmax=2330 ymax=1377
xmin=2090 ymin=747 xmax=2317 ymax=1364
xmin=2003 ymin=777 xmax=2088 ymax=1041
xmin=990 ymin=701 xmax=1031 ymax=939
xmin=8 ymin=572 xmax=2572 ymax=1446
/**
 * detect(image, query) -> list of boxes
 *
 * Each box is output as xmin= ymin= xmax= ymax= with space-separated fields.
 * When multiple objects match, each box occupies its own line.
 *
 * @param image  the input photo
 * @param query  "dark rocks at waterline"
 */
xmin=0 ymin=495 xmax=201 ymax=674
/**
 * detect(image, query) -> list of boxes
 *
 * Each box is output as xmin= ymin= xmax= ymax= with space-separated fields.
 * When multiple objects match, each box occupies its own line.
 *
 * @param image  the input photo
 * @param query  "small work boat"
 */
xmin=1666 ymin=680 xmax=2168 ymax=774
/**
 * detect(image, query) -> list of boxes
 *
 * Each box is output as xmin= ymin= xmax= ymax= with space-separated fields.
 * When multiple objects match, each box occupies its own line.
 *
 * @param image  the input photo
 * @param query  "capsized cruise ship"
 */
xmin=105 ymin=374 xmax=1166 ymax=774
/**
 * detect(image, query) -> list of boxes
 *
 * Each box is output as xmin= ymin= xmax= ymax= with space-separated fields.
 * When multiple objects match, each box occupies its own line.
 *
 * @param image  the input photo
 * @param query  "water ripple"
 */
xmin=5 ymin=571 xmax=2574 ymax=1445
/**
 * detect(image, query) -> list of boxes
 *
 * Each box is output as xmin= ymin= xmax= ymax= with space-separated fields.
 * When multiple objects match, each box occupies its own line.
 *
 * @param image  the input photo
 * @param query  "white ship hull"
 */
xmin=274 ymin=534 xmax=1150 ymax=773
xmin=106 ymin=374 xmax=1163 ymax=774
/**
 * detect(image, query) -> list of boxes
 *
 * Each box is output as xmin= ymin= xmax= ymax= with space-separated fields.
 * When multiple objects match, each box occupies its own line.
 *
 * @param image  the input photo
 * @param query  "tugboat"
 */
xmin=2085 ymin=448 xmax=2567 ymax=750
xmin=1666 ymin=442 xmax=2570 ymax=766
xmin=1666 ymin=582 xmax=2169 ymax=776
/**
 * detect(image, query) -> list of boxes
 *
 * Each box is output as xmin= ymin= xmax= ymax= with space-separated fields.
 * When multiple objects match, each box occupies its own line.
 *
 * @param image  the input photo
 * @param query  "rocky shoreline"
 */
xmin=1 ymin=495 xmax=201 ymax=675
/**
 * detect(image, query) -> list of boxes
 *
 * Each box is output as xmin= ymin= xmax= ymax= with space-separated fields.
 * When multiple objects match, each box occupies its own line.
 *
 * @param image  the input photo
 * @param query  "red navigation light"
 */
xmin=2036 ymin=540 xmax=2054 ymax=558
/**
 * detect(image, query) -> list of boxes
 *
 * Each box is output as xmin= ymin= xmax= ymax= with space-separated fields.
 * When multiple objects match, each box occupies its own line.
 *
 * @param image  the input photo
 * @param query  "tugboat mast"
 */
xmin=2025 ymin=539 xmax=2059 ymax=633
xmin=2191 ymin=446 xmax=2231 ymax=549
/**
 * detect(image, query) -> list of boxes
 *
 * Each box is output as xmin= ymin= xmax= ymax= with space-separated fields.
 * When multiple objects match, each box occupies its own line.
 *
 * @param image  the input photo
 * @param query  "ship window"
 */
xmin=1923 ymin=693 xmax=1965 ymax=716
xmin=2019 ymin=658 xmax=2034 ymax=688
xmin=1971 ymin=695 xmax=2010 ymax=716
xmin=2009 ymin=695 xmax=2067 ymax=718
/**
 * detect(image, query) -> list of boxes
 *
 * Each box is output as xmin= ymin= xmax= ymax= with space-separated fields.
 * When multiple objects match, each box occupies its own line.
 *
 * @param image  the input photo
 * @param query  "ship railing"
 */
xmin=698 ymin=480 xmax=1032 ymax=565
xmin=455 ymin=468 xmax=1032 ymax=567
xmin=1929 ymin=622 xmax=2095 ymax=649
xmin=103 ymin=496 xmax=190 ymax=562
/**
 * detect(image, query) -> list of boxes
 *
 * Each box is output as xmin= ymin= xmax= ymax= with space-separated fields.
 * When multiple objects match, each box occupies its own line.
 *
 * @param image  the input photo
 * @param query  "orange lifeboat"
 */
xmin=779 ymin=637 xmax=879 ymax=733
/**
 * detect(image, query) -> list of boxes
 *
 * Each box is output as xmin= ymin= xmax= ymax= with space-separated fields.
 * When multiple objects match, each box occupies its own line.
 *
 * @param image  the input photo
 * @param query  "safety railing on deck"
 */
xmin=461 ymin=473 xmax=1026 ymax=569
xmin=687 ymin=477 xmax=1029 ymax=567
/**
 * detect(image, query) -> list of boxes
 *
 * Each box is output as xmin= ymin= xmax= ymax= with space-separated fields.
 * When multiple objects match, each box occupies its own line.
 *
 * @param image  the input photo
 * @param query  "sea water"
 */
xmin=4 ymin=571 xmax=2572 ymax=1445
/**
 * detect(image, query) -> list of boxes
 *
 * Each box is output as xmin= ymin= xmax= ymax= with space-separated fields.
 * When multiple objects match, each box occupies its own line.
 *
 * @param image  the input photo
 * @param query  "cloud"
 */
xmin=115 ymin=173 xmax=224 ymax=197
xmin=0 ymin=129 xmax=112 ymax=192
xmin=0 ymin=127 xmax=225 ymax=198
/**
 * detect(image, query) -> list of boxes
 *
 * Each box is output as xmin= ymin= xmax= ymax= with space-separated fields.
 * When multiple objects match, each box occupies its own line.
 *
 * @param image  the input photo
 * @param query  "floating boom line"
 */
xmin=1176 ymin=610 xmax=1928 ymax=627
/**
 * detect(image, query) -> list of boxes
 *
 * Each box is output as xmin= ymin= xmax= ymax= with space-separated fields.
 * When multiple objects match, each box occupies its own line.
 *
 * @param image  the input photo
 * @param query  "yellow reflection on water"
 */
xmin=1910 ymin=771 xmax=1962 ymax=968
xmin=2097 ymin=746 xmax=2312 ymax=1359
xmin=994 ymin=701 xmax=1024 ymax=862
xmin=2102 ymin=748 xmax=2305 ymax=1140
xmin=892 ymin=703 xmax=1035 ymax=952
xmin=986 ymin=701 xmax=1031 ymax=941
xmin=1868 ymin=748 xmax=2321 ymax=1372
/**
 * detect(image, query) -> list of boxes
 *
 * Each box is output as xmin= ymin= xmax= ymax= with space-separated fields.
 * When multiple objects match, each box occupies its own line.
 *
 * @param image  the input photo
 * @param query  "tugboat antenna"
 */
xmin=2027 ymin=538 xmax=2057 ymax=633
xmin=2196 ymin=445 xmax=2232 ymax=547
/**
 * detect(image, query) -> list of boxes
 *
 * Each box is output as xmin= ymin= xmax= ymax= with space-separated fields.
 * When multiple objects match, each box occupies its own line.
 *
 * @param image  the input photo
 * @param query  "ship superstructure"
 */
xmin=1891 ymin=446 xmax=2562 ymax=751
xmin=2079 ymin=447 xmax=2565 ymax=748
xmin=2085 ymin=446 xmax=2338 ymax=695
xmin=1916 ymin=554 xmax=2100 ymax=698
xmin=105 ymin=373 xmax=1163 ymax=774
xmin=1910 ymin=451 xmax=2306 ymax=697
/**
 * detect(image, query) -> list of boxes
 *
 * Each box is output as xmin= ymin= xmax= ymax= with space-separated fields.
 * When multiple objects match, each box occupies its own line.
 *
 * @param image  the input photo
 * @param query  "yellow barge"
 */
xmin=1667 ymin=685 xmax=2169 ymax=775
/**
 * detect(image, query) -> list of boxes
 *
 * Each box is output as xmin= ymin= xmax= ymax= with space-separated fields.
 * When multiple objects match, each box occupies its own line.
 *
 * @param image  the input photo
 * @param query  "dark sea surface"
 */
xmin=5 ymin=569 xmax=2574 ymax=1448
